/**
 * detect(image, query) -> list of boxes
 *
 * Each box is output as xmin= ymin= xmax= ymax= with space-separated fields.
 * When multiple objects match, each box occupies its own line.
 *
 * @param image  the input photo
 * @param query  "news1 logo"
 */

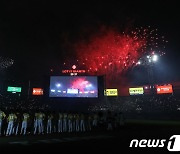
xmin=167 ymin=135 xmax=180 ymax=151
xmin=129 ymin=135 xmax=180 ymax=151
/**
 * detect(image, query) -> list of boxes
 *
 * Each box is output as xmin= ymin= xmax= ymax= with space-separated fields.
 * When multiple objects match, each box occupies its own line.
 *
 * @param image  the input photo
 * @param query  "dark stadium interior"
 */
xmin=0 ymin=1 xmax=180 ymax=154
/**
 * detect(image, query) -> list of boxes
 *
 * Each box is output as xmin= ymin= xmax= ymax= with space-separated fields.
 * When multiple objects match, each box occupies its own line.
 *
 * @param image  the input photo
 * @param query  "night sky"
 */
xmin=0 ymin=1 xmax=180 ymax=86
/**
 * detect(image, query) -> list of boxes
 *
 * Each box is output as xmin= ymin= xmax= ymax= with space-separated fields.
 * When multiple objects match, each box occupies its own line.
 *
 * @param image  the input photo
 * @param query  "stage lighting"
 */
xmin=147 ymin=55 xmax=150 ymax=59
xmin=152 ymin=55 xmax=158 ymax=62
xmin=51 ymin=89 xmax=55 ymax=92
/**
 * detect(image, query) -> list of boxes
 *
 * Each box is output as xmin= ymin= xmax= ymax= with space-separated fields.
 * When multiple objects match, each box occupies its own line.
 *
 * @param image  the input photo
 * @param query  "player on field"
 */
xmin=6 ymin=112 xmax=17 ymax=136
xmin=80 ymin=113 xmax=85 ymax=132
xmin=20 ymin=112 xmax=30 ymax=135
xmin=75 ymin=113 xmax=80 ymax=132
xmin=38 ymin=111 xmax=45 ymax=134
xmin=47 ymin=112 xmax=53 ymax=134
xmin=68 ymin=113 xmax=73 ymax=132
xmin=58 ymin=112 xmax=63 ymax=133
xmin=63 ymin=113 xmax=67 ymax=132
xmin=0 ymin=109 xmax=6 ymax=136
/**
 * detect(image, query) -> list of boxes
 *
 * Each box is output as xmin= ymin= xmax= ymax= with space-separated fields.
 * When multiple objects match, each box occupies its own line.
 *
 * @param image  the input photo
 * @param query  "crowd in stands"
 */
xmin=1 ymin=94 xmax=180 ymax=137
xmin=88 ymin=95 xmax=180 ymax=119
xmin=0 ymin=94 xmax=50 ymax=112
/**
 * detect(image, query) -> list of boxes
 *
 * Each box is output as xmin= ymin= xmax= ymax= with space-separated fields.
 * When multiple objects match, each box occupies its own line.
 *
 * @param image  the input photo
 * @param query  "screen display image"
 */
xmin=49 ymin=76 xmax=98 ymax=97
xmin=156 ymin=85 xmax=173 ymax=94
xmin=129 ymin=87 xmax=144 ymax=95
xmin=7 ymin=86 xmax=22 ymax=93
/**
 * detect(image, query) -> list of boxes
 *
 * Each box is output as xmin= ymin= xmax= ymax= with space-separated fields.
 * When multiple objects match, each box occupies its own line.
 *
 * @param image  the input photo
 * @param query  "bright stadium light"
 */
xmin=137 ymin=61 xmax=141 ymax=65
xmin=56 ymin=83 xmax=61 ymax=87
xmin=152 ymin=55 xmax=158 ymax=62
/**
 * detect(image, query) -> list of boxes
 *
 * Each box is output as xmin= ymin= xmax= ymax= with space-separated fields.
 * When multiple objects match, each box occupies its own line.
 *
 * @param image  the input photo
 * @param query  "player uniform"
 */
xmin=68 ymin=114 xmax=73 ymax=132
xmin=47 ymin=114 xmax=53 ymax=134
xmin=52 ymin=112 xmax=57 ymax=133
xmin=88 ymin=115 xmax=92 ymax=131
xmin=58 ymin=113 xmax=63 ymax=133
xmin=80 ymin=114 xmax=85 ymax=132
xmin=0 ymin=110 xmax=6 ymax=136
xmin=75 ymin=114 xmax=80 ymax=132
xmin=34 ymin=112 xmax=39 ymax=134
xmin=13 ymin=112 xmax=21 ymax=135
xmin=21 ymin=113 xmax=29 ymax=135
xmin=38 ymin=112 xmax=45 ymax=134
xmin=6 ymin=113 xmax=17 ymax=136
xmin=63 ymin=113 xmax=67 ymax=132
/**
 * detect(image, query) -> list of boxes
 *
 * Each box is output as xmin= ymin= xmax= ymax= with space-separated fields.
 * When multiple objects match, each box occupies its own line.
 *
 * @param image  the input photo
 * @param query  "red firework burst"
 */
xmin=74 ymin=27 xmax=166 ymax=75
xmin=71 ymin=77 xmax=89 ymax=92
xmin=63 ymin=26 xmax=167 ymax=88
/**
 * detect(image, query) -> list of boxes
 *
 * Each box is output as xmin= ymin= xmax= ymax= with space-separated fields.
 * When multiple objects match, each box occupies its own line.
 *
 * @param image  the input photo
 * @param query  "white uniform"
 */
xmin=21 ymin=113 xmax=29 ymax=135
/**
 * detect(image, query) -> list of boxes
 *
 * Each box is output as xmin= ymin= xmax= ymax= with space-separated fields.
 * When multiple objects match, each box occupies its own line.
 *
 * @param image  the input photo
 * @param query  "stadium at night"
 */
xmin=1 ymin=1 xmax=180 ymax=153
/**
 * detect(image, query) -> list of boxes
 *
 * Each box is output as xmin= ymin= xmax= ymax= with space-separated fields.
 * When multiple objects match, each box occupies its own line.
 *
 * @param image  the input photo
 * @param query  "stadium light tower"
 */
xmin=137 ymin=53 xmax=159 ymax=94
xmin=147 ymin=54 xmax=159 ymax=94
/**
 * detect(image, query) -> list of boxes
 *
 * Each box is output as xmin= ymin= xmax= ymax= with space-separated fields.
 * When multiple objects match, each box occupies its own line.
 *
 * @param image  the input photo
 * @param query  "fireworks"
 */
xmin=0 ymin=57 xmax=14 ymax=69
xmin=71 ymin=77 xmax=89 ymax=92
xmin=63 ymin=26 xmax=167 ymax=87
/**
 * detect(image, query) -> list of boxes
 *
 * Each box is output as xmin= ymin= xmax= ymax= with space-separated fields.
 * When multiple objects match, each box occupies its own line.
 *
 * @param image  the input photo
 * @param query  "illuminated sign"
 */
xmin=72 ymin=65 xmax=76 ymax=69
xmin=62 ymin=65 xmax=86 ymax=75
xmin=7 ymin=86 xmax=22 ymax=93
xmin=62 ymin=70 xmax=86 ymax=73
xmin=129 ymin=87 xmax=144 ymax=95
xmin=156 ymin=85 xmax=173 ymax=94
xmin=33 ymin=88 xmax=43 ymax=95
xmin=104 ymin=89 xmax=118 ymax=96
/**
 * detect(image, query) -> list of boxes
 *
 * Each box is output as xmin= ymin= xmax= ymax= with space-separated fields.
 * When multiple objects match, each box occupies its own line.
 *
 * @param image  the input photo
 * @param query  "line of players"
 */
xmin=0 ymin=109 xmax=101 ymax=136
